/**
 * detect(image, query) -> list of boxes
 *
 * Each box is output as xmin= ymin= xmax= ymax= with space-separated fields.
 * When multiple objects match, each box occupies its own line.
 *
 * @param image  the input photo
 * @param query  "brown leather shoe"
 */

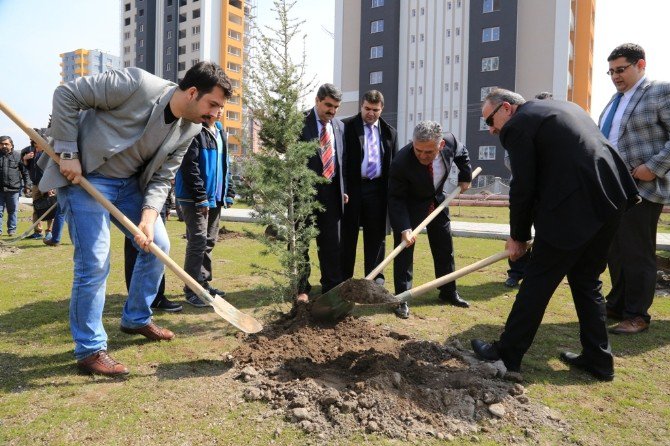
xmin=77 ymin=351 xmax=129 ymax=376
xmin=120 ymin=322 xmax=175 ymax=341
xmin=609 ymin=316 xmax=649 ymax=335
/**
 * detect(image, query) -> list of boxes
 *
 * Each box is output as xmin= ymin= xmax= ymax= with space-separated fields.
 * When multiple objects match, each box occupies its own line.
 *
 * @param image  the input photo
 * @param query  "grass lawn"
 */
xmin=1 ymin=207 xmax=669 ymax=445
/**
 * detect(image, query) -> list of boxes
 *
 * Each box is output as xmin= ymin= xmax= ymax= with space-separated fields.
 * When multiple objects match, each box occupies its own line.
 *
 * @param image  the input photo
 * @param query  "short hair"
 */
xmin=316 ymin=83 xmax=342 ymax=102
xmin=534 ymin=91 xmax=553 ymax=100
xmin=178 ymin=61 xmax=233 ymax=99
xmin=413 ymin=121 xmax=443 ymax=143
xmin=608 ymin=43 xmax=645 ymax=64
xmin=361 ymin=90 xmax=384 ymax=106
xmin=0 ymin=135 xmax=13 ymax=147
xmin=484 ymin=88 xmax=526 ymax=106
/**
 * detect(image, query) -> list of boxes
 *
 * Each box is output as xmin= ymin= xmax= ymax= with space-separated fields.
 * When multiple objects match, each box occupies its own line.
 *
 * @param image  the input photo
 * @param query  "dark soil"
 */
xmin=338 ymin=279 xmax=399 ymax=305
xmin=217 ymin=225 xmax=245 ymax=241
xmin=230 ymin=305 xmax=570 ymax=442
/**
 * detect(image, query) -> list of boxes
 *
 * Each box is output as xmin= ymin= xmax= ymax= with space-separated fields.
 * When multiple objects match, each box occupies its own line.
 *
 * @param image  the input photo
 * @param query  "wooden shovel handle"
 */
xmin=365 ymin=166 xmax=482 ymax=280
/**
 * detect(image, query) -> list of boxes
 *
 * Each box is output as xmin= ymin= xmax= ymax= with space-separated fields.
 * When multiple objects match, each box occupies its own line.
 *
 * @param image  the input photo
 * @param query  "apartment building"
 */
xmin=335 ymin=0 xmax=596 ymax=180
xmin=60 ymin=49 xmax=121 ymax=83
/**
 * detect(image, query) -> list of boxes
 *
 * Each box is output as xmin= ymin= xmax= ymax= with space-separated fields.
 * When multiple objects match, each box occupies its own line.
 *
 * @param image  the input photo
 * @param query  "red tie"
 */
xmin=319 ymin=121 xmax=335 ymax=180
xmin=427 ymin=162 xmax=435 ymax=214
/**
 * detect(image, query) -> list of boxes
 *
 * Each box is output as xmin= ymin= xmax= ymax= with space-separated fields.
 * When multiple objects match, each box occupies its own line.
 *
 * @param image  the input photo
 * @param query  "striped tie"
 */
xmin=366 ymin=123 xmax=379 ymax=178
xmin=319 ymin=120 xmax=335 ymax=180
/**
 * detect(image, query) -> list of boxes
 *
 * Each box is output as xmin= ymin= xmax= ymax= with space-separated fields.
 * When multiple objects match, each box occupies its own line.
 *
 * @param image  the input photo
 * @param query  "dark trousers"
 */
xmin=393 ymin=209 xmax=456 ymax=298
xmin=341 ymin=178 xmax=387 ymax=281
xmin=298 ymin=181 xmax=343 ymax=294
xmin=124 ymin=206 xmax=168 ymax=301
xmin=606 ymin=198 xmax=663 ymax=323
xmin=181 ymin=204 xmax=222 ymax=289
xmin=495 ymin=215 xmax=622 ymax=373
xmin=507 ymin=249 xmax=531 ymax=280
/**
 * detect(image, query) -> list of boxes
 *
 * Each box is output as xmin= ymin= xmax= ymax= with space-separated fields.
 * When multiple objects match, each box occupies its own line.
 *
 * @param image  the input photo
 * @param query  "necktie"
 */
xmin=427 ymin=161 xmax=435 ymax=214
xmin=365 ymin=123 xmax=379 ymax=179
xmin=319 ymin=120 xmax=335 ymax=180
xmin=601 ymin=93 xmax=624 ymax=139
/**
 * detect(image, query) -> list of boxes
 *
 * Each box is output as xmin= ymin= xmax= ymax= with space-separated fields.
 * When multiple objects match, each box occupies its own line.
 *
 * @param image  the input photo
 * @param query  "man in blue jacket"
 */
xmin=175 ymin=117 xmax=235 ymax=306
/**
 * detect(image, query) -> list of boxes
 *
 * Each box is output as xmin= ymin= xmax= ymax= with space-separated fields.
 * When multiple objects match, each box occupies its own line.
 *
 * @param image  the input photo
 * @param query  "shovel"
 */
xmin=2 ymin=201 xmax=57 ymax=245
xmin=0 ymin=100 xmax=262 ymax=334
xmin=311 ymin=167 xmax=482 ymax=320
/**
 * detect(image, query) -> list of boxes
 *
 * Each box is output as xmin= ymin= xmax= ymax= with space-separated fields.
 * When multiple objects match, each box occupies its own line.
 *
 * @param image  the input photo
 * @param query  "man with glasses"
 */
xmin=0 ymin=136 xmax=28 ymax=236
xmin=471 ymin=88 xmax=639 ymax=381
xmin=599 ymin=43 xmax=670 ymax=335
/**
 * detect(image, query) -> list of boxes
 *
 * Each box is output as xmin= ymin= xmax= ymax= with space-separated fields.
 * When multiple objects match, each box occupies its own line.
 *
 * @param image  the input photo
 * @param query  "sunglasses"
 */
xmin=485 ymin=102 xmax=504 ymax=127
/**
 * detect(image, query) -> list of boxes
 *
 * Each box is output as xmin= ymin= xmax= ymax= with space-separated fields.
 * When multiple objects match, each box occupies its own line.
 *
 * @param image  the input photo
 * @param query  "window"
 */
xmin=480 ymin=86 xmax=495 ymax=101
xmin=456 ymin=27 xmax=460 ymax=36
xmin=420 ymin=33 xmax=424 ymax=42
xmin=230 ymin=79 xmax=240 ymax=88
xmin=191 ymin=58 xmax=199 ymax=66
xmin=138 ymin=54 xmax=144 ymax=62
xmin=478 ymin=146 xmax=497 ymax=160
xmin=124 ymin=31 xmax=130 ymax=40
xmin=166 ymin=62 xmax=172 ymax=71
xmin=482 ymin=56 xmax=500 ymax=71
xmin=409 ymin=87 xmax=414 ymax=95
xmin=410 ymin=61 xmax=415 ymax=69
xmin=409 ymin=113 xmax=414 ymax=121
xmin=179 ymin=13 xmax=187 ymax=23
xmin=124 ymin=46 xmax=130 ymax=54
xmin=455 ymin=55 xmax=460 ymax=63
xmin=372 ymin=0 xmax=384 ymax=7
xmin=479 ymin=117 xmax=489 ymax=131
xmin=457 ymin=0 xmax=461 ymax=7
xmin=482 ymin=26 xmax=500 ymax=42
xmin=178 ymin=45 xmax=186 ymax=55
xmin=192 ymin=9 xmax=200 ymax=19
xmin=125 ymin=3 xmax=130 ymax=11
xmin=125 ymin=17 xmax=131 ymax=26
xmin=166 ymin=46 xmax=172 ymax=55
xmin=418 ymin=86 xmax=423 ymax=94
xmin=139 ymin=39 xmax=144 ymax=48
xmin=411 ymin=8 xmax=416 ymax=16
xmin=178 ymin=61 xmax=186 ymax=71
xmin=228 ymin=29 xmax=241 ymax=40
xmin=139 ymin=24 xmax=144 ymax=32
xmin=228 ymin=45 xmax=241 ymax=57
xmin=419 ymin=60 xmax=424 ymax=68
xmin=369 ymin=70 xmax=383 ymax=84
xmin=483 ymin=0 xmax=501 ymax=13
xmin=167 ymin=30 xmax=172 ymax=39
xmin=444 ymin=83 xmax=449 ymax=91
xmin=167 ymin=0 xmax=172 ymax=5
xmin=227 ymin=61 xmax=241 ymax=72
xmin=167 ymin=14 xmax=172 ymax=22
xmin=448 ymin=1 xmax=452 ymax=9
xmin=228 ymin=95 xmax=241 ymax=105
xmin=226 ymin=110 xmax=240 ymax=121
xmin=228 ymin=143 xmax=240 ymax=154
xmin=446 ymin=29 xmax=451 ymax=37
xmin=192 ymin=25 xmax=200 ymax=35
xmin=420 ymin=7 xmax=424 ymax=15
xmin=417 ymin=112 xmax=422 ymax=121
xmin=226 ymin=127 xmax=239 ymax=136
xmin=444 ymin=111 xmax=449 ymax=119
xmin=179 ymin=0 xmax=186 ymax=6
xmin=411 ymin=35 xmax=415 ymax=43
xmin=229 ymin=13 xmax=242 ymax=24
xmin=370 ymin=45 xmax=383 ymax=59
xmin=178 ymin=29 xmax=186 ymax=38
xmin=139 ymin=9 xmax=144 ymax=16
xmin=371 ymin=20 xmax=384 ymax=33
xmin=124 ymin=60 xmax=131 ymax=67
xmin=192 ymin=42 xmax=200 ymax=51
xmin=445 ymin=56 xmax=450 ymax=64
xmin=454 ymin=82 xmax=459 ymax=91
xmin=454 ymin=110 xmax=459 ymax=118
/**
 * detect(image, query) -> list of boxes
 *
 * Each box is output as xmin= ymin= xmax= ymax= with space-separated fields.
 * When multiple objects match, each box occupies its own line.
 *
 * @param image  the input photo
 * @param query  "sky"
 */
xmin=0 ymin=0 xmax=668 ymax=149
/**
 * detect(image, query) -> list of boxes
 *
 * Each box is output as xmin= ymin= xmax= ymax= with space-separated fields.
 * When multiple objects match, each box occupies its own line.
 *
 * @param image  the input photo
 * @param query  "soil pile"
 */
xmin=217 ymin=225 xmax=245 ymax=241
xmin=231 ymin=305 xmax=569 ymax=442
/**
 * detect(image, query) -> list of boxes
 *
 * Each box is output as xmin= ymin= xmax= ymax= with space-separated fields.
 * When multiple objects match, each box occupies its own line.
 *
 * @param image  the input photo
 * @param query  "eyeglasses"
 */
xmin=606 ymin=62 xmax=634 ymax=76
xmin=485 ymin=103 xmax=504 ymax=127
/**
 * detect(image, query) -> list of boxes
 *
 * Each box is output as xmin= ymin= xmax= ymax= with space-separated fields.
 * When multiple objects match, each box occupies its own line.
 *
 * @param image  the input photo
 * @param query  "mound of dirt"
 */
xmin=217 ymin=225 xmax=245 ymax=241
xmin=231 ymin=305 xmax=570 ymax=442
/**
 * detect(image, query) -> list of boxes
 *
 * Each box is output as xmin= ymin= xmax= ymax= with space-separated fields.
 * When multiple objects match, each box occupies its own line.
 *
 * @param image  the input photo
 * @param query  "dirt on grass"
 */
xmin=230 ymin=305 xmax=571 ymax=443
xmin=217 ymin=225 xmax=245 ymax=241
xmin=0 ymin=244 xmax=20 ymax=258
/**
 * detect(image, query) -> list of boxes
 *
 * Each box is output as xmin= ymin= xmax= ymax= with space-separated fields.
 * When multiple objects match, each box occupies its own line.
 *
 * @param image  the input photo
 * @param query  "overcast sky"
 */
xmin=0 ymin=0 xmax=667 ymax=149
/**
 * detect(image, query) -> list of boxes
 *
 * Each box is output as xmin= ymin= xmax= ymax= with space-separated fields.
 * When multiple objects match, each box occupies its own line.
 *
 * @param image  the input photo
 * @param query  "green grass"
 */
xmin=1 ymin=207 xmax=669 ymax=445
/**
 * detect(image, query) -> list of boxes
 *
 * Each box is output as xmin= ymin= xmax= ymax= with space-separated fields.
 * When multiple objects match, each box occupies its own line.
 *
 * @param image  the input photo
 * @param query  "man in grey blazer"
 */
xmin=599 ymin=43 xmax=670 ymax=335
xmin=43 ymin=62 xmax=232 ymax=376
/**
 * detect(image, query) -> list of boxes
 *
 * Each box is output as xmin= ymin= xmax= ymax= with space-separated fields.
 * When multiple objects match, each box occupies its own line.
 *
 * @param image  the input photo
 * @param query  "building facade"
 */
xmin=121 ymin=0 xmax=249 ymax=157
xmin=60 ymin=49 xmax=121 ymax=84
xmin=335 ymin=0 xmax=596 ymax=182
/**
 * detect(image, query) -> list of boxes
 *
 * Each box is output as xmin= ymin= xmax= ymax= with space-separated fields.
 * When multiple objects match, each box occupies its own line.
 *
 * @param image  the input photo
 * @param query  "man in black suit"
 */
xmin=296 ymin=83 xmax=347 ymax=303
xmin=471 ymin=88 xmax=639 ymax=381
xmin=388 ymin=121 xmax=472 ymax=319
xmin=341 ymin=90 xmax=398 ymax=284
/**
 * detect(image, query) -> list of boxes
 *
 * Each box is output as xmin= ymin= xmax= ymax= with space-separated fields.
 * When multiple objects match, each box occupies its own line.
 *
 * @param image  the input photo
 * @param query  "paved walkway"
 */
xmin=19 ymin=198 xmax=670 ymax=250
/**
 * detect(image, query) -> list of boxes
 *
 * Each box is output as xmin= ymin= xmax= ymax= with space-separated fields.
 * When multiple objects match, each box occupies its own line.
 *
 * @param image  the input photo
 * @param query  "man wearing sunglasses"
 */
xmin=471 ymin=88 xmax=639 ymax=381
xmin=599 ymin=43 xmax=670 ymax=335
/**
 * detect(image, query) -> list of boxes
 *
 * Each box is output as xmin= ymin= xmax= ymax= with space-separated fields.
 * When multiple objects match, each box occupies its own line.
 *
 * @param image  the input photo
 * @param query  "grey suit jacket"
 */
xmin=40 ymin=68 xmax=201 ymax=210
xmin=598 ymin=78 xmax=670 ymax=204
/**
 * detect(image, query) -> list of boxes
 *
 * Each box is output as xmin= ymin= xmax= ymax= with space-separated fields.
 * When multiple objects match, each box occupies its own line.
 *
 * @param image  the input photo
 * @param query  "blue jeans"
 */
xmin=58 ymin=174 xmax=169 ymax=360
xmin=50 ymin=202 xmax=66 ymax=243
xmin=0 ymin=190 xmax=19 ymax=234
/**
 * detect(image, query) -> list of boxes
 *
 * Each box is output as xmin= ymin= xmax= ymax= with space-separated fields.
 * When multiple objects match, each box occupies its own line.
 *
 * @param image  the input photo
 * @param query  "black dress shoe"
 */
xmin=504 ymin=277 xmax=520 ymax=287
xmin=207 ymin=286 xmax=226 ymax=297
xmin=471 ymin=339 xmax=501 ymax=361
xmin=559 ymin=351 xmax=614 ymax=382
xmin=439 ymin=291 xmax=470 ymax=308
xmin=151 ymin=295 xmax=183 ymax=313
xmin=394 ymin=302 xmax=410 ymax=319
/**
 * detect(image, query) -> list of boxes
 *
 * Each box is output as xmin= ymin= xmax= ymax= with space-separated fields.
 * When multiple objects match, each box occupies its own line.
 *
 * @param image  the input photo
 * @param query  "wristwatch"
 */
xmin=59 ymin=152 xmax=79 ymax=160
